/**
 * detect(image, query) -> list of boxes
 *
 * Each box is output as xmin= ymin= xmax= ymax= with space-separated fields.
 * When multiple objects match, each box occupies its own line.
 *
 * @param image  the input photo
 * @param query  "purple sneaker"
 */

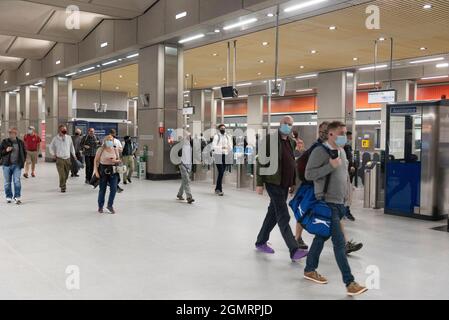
xmin=256 ymin=243 xmax=275 ymax=254
xmin=291 ymin=249 xmax=308 ymax=262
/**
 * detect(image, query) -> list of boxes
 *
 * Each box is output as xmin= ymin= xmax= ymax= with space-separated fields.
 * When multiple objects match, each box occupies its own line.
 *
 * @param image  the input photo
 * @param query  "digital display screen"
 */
xmin=368 ymin=90 xmax=397 ymax=104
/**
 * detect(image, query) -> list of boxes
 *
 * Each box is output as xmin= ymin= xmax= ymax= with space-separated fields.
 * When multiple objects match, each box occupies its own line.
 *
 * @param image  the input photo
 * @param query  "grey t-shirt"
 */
xmin=9 ymin=139 xmax=19 ymax=165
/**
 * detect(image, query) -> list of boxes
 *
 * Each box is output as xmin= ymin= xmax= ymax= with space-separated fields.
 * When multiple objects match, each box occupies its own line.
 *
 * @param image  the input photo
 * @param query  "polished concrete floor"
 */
xmin=0 ymin=162 xmax=448 ymax=300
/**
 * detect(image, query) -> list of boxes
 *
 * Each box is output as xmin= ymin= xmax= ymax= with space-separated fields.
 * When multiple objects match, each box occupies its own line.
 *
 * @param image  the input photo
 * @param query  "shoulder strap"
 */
xmin=320 ymin=143 xmax=333 ymax=196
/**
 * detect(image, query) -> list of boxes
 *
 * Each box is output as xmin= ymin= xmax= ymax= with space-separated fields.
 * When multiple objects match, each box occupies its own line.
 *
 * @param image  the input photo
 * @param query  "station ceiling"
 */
xmin=0 ymin=0 xmax=157 ymax=72
xmin=184 ymin=0 xmax=449 ymax=88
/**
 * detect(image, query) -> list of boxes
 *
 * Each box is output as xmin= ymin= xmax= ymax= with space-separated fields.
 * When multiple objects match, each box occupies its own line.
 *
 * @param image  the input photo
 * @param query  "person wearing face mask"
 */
xmin=121 ymin=136 xmax=137 ymax=184
xmin=108 ymin=129 xmax=124 ymax=193
xmin=212 ymin=124 xmax=233 ymax=196
xmin=176 ymin=132 xmax=195 ymax=204
xmin=254 ymin=116 xmax=308 ymax=262
xmin=94 ymin=135 xmax=121 ymax=214
xmin=23 ymin=126 xmax=41 ymax=178
xmin=49 ymin=125 xmax=76 ymax=193
xmin=304 ymin=121 xmax=367 ymax=296
xmin=70 ymin=128 xmax=83 ymax=177
xmin=0 ymin=128 xmax=27 ymax=204
xmin=81 ymin=128 xmax=100 ymax=184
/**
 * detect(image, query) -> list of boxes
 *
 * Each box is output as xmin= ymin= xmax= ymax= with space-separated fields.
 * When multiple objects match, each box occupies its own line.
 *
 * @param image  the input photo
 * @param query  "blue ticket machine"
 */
xmin=385 ymin=100 xmax=449 ymax=220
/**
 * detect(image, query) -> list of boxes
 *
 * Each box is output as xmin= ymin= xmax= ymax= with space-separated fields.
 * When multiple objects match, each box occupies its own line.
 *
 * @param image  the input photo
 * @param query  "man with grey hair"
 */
xmin=255 ymin=116 xmax=308 ymax=262
xmin=177 ymin=131 xmax=195 ymax=204
xmin=23 ymin=126 xmax=41 ymax=178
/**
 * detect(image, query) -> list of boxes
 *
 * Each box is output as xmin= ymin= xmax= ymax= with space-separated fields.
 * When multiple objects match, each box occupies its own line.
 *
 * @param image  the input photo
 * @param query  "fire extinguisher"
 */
xmin=158 ymin=122 xmax=165 ymax=138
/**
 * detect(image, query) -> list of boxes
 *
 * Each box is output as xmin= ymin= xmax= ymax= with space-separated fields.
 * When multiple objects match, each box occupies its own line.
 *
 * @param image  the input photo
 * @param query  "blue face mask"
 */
xmin=279 ymin=124 xmax=292 ymax=136
xmin=105 ymin=141 xmax=114 ymax=148
xmin=336 ymin=135 xmax=347 ymax=147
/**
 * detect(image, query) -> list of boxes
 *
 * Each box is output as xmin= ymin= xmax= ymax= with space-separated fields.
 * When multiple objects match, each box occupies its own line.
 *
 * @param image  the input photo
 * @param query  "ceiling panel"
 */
xmin=184 ymin=0 xmax=449 ymax=88
xmin=0 ymin=1 xmax=54 ymax=35
xmin=7 ymin=37 xmax=55 ymax=60
xmin=73 ymin=64 xmax=139 ymax=98
xmin=0 ymin=56 xmax=24 ymax=70
xmin=91 ymin=0 xmax=157 ymax=12
xmin=0 ymin=35 xmax=15 ymax=54
xmin=40 ymin=9 xmax=108 ymax=43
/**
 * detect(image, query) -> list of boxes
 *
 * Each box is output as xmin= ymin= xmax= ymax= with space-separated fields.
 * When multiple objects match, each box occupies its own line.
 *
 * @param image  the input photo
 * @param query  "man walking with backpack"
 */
xmin=303 ymin=121 xmax=367 ymax=296
xmin=254 ymin=116 xmax=308 ymax=262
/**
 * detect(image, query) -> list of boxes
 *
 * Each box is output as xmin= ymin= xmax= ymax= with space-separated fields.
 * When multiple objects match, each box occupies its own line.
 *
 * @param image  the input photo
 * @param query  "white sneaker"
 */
xmin=6 ymin=198 xmax=12 ymax=204
xmin=14 ymin=198 xmax=22 ymax=205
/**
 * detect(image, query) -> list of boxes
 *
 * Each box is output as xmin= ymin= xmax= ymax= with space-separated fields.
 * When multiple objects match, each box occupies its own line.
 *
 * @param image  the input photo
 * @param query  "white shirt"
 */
xmin=49 ymin=134 xmax=76 ymax=160
xmin=212 ymin=133 xmax=233 ymax=155
xmin=181 ymin=140 xmax=192 ymax=169
xmin=113 ymin=138 xmax=123 ymax=152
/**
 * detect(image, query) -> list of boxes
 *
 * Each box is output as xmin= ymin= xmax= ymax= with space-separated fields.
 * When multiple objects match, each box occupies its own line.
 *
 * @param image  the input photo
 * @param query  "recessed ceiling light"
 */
xmin=420 ymin=47 xmax=427 ymax=51
xmin=119 ymin=75 xmax=123 ymax=78
xmin=311 ymin=50 xmax=317 ymax=54
xmin=300 ymin=65 xmax=305 ymax=69
xmin=423 ymin=4 xmax=432 ymax=10
xmin=176 ymin=11 xmax=187 ymax=20
xmin=98 ymin=80 xmax=101 ymax=83
xmin=284 ymin=0 xmax=328 ymax=13
xmin=55 ymin=60 xmax=61 ymax=65
xmin=257 ymin=72 xmax=262 ymax=76
xmin=223 ymin=78 xmax=226 ymax=81
xmin=378 ymin=37 xmax=386 ymax=41
xmin=409 ymin=57 xmax=444 ymax=64
xmin=223 ymin=18 xmax=258 ymax=31
xmin=214 ymin=29 xmax=220 ymax=33
xmin=329 ymin=25 xmax=336 ymax=30
xmin=80 ymin=84 xmax=84 ymax=87
xmin=212 ymin=53 xmax=218 ymax=56
xmin=353 ymin=57 xmax=358 ymax=61
xmin=25 ymin=72 xmax=30 ymax=76
xmin=116 ymin=86 xmax=120 ymax=90
xmin=185 ymin=74 xmax=190 ymax=77
xmin=267 ymin=13 xmax=274 ymax=17
xmin=100 ymin=42 xmax=108 ymax=48
xmin=259 ymin=59 xmax=265 ymax=63
xmin=4 ymin=80 xmax=7 ymax=84
xmin=179 ymin=33 xmax=205 ymax=44
xmin=436 ymin=63 xmax=449 ymax=68
xmin=262 ymin=42 xmax=269 ymax=46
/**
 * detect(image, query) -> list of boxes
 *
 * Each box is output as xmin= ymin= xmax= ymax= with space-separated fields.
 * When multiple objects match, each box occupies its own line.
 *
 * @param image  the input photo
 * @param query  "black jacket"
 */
xmin=0 ymin=138 xmax=27 ymax=168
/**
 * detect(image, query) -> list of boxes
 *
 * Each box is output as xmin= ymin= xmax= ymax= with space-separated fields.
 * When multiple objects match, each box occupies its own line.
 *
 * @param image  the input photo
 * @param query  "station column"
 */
xmin=138 ymin=44 xmax=183 ymax=180
xmin=247 ymin=95 xmax=264 ymax=146
xmin=18 ymin=86 xmax=30 ymax=135
xmin=0 ymin=91 xmax=9 ymax=140
xmin=317 ymin=70 xmax=356 ymax=133
xmin=44 ymin=77 xmax=73 ymax=161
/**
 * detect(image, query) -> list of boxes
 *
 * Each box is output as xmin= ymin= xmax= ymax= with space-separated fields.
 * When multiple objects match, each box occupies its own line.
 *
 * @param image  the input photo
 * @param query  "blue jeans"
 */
xmin=305 ymin=203 xmax=355 ymax=286
xmin=255 ymin=183 xmax=299 ymax=257
xmin=3 ymin=165 xmax=22 ymax=199
xmin=98 ymin=173 xmax=118 ymax=209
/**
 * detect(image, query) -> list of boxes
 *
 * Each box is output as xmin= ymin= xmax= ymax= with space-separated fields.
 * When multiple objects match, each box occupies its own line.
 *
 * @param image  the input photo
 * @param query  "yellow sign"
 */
xmin=362 ymin=140 xmax=370 ymax=148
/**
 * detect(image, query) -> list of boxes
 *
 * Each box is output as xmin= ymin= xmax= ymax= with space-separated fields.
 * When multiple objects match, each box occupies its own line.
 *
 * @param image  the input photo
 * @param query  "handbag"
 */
xmin=89 ymin=174 xmax=100 ymax=188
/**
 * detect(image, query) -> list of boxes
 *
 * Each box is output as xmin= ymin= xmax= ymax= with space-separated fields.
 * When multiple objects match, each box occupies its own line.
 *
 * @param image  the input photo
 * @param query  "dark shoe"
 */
xmin=346 ymin=211 xmax=355 ymax=221
xmin=177 ymin=195 xmax=185 ymax=200
xmin=296 ymin=237 xmax=309 ymax=250
xmin=106 ymin=207 xmax=116 ymax=214
xmin=23 ymin=173 xmax=29 ymax=179
xmin=61 ymin=188 xmax=66 ymax=193
xmin=74 ymin=174 xmax=80 ymax=177
xmin=117 ymin=186 xmax=124 ymax=193
xmin=31 ymin=173 xmax=36 ymax=178
xmin=346 ymin=240 xmax=363 ymax=255
xmin=123 ymin=180 xmax=128 ymax=185
xmin=187 ymin=197 xmax=195 ymax=204
xmin=127 ymin=178 xmax=132 ymax=183
xmin=98 ymin=208 xmax=104 ymax=214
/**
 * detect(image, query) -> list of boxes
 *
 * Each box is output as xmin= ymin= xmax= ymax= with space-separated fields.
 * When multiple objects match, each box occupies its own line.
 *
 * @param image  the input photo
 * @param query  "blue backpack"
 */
xmin=289 ymin=144 xmax=333 ymax=238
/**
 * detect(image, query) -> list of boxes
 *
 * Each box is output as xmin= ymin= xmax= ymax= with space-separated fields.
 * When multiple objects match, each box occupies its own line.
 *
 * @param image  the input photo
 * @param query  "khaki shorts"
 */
xmin=26 ymin=150 xmax=38 ymax=164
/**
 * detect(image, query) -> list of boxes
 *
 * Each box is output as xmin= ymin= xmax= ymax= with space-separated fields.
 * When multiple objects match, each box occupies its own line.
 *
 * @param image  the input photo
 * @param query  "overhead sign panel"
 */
xmin=368 ymin=90 xmax=397 ymax=104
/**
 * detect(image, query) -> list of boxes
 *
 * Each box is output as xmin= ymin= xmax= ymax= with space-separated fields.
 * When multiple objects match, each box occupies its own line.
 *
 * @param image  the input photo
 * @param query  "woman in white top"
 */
xmin=212 ymin=124 xmax=233 ymax=196
xmin=94 ymin=135 xmax=121 ymax=214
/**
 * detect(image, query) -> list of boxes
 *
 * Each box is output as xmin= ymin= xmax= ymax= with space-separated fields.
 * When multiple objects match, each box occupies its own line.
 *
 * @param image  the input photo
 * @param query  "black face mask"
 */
xmin=220 ymin=129 xmax=226 ymax=135
xmin=75 ymin=132 xmax=80 ymax=136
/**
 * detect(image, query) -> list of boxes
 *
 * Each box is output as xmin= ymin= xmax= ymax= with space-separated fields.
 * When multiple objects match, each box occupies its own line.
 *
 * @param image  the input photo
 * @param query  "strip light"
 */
xmin=284 ymin=0 xmax=328 ymax=13
xmin=81 ymin=67 xmax=95 ymax=72
xmin=295 ymin=74 xmax=318 ymax=79
xmin=178 ymin=34 xmax=205 ymax=44
xmin=100 ymin=42 xmax=108 ymax=48
xmin=421 ymin=75 xmax=449 ymax=80
xmin=176 ymin=12 xmax=187 ymax=19
xmin=126 ymin=53 xmax=139 ymax=59
xmin=65 ymin=72 xmax=77 ymax=77
xmin=102 ymin=60 xmax=118 ymax=66
xmin=358 ymin=64 xmax=388 ymax=71
xmin=409 ymin=57 xmax=444 ymax=64
xmin=223 ymin=18 xmax=258 ymax=30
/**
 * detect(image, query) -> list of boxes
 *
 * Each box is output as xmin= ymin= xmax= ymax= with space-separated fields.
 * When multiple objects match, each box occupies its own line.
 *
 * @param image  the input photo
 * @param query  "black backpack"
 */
xmin=297 ymin=141 xmax=323 ymax=182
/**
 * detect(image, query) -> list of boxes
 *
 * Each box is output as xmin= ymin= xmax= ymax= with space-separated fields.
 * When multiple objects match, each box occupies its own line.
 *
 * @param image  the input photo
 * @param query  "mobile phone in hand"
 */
xmin=329 ymin=150 xmax=339 ymax=159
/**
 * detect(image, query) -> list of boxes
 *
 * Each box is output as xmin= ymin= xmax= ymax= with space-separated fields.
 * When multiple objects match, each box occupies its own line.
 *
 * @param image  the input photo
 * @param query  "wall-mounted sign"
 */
xmin=390 ymin=106 xmax=417 ymax=114
xmin=362 ymin=140 xmax=371 ymax=148
xmin=183 ymin=106 xmax=194 ymax=115
xmin=368 ymin=90 xmax=397 ymax=104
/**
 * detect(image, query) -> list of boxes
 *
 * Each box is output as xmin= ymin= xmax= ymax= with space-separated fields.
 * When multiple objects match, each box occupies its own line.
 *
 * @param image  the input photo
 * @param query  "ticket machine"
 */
xmin=385 ymin=100 xmax=449 ymax=220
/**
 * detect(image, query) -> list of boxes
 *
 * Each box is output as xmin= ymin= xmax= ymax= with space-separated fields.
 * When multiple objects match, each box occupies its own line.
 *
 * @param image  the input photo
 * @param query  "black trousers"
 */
xmin=215 ymin=155 xmax=226 ymax=192
xmin=255 ymin=183 xmax=299 ymax=257
xmin=85 ymin=155 xmax=95 ymax=182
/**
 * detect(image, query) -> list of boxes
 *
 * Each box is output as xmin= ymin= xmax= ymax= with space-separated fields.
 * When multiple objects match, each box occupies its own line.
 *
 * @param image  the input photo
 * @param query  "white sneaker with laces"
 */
xmin=14 ymin=198 xmax=22 ymax=205
xmin=6 ymin=198 xmax=12 ymax=204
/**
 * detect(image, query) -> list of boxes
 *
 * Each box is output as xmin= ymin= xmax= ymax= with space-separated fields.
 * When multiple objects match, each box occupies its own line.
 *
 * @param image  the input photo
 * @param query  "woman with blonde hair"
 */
xmin=94 ymin=135 xmax=121 ymax=214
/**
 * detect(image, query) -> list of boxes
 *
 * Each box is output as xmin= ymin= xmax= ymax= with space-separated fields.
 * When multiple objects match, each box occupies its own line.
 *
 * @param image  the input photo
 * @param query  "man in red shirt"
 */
xmin=23 ymin=126 xmax=41 ymax=178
